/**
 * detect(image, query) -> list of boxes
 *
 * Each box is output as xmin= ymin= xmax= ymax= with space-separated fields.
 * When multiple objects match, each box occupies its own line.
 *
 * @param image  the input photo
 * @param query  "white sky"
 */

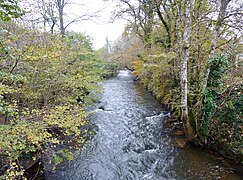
xmin=67 ymin=0 xmax=126 ymax=49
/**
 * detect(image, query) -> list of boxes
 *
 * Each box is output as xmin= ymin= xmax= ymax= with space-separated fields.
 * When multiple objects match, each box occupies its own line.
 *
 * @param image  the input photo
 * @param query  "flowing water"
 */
xmin=46 ymin=70 xmax=242 ymax=180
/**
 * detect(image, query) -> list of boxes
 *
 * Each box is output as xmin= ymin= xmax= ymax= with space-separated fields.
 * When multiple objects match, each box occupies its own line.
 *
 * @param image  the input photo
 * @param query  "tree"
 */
xmin=153 ymin=0 xmax=173 ymax=50
xmin=180 ymin=0 xmax=193 ymax=140
xmin=0 ymin=0 xmax=24 ymax=21
xmin=55 ymin=0 xmax=66 ymax=35
xmin=22 ymin=0 xmax=101 ymax=35
xmin=35 ymin=0 xmax=57 ymax=33
xmin=203 ymin=0 xmax=232 ymax=91
xmin=53 ymin=0 xmax=102 ymax=35
xmin=112 ymin=0 xmax=155 ymax=48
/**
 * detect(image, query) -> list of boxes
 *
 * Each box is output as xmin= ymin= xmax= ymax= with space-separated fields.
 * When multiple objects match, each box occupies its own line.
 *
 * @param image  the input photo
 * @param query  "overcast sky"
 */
xmin=68 ymin=0 xmax=126 ymax=49
xmin=21 ymin=0 xmax=126 ymax=49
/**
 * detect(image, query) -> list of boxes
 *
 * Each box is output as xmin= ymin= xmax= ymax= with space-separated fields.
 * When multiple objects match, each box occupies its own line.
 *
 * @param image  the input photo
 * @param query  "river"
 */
xmin=46 ymin=70 xmax=242 ymax=180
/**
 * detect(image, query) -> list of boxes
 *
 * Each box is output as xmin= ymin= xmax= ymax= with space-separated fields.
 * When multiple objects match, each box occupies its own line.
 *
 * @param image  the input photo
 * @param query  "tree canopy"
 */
xmin=0 ymin=0 xmax=24 ymax=21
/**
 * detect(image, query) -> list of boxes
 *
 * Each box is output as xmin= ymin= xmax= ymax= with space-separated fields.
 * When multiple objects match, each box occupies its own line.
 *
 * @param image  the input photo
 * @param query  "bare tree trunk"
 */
xmin=181 ymin=0 xmax=191 ymax=139
xmin=56 ymin=0 xmax=65 ymax=35
xmin=50 ymin=21 xmax=56 ymax=34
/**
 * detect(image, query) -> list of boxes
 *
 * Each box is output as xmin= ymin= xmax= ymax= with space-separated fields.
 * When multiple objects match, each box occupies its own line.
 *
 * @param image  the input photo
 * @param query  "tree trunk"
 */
xmin=57 ymin=0 xmax=65 ymax=35
xmin=50 ymin=21 xmax=56 ymax=34
xmin=181 ymin=0 xmax=194 ymax=140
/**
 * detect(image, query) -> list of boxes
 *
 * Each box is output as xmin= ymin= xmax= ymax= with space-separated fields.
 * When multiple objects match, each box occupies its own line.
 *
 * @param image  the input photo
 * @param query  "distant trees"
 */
xmin=99 ymin=33 xmax=143 ymax=68
xmin=35 ymin=0 xmax=57 ymax=33
xmin=112 ymin=0 xmax=155 ymax=48
xmin=23 ymin=0 xmax=101 ymax=35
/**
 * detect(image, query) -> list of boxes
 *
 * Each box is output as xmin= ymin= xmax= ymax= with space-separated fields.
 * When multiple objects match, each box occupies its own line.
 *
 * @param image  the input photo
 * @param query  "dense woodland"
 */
xmin=0 ymin=0 xmax=242 ymax=179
